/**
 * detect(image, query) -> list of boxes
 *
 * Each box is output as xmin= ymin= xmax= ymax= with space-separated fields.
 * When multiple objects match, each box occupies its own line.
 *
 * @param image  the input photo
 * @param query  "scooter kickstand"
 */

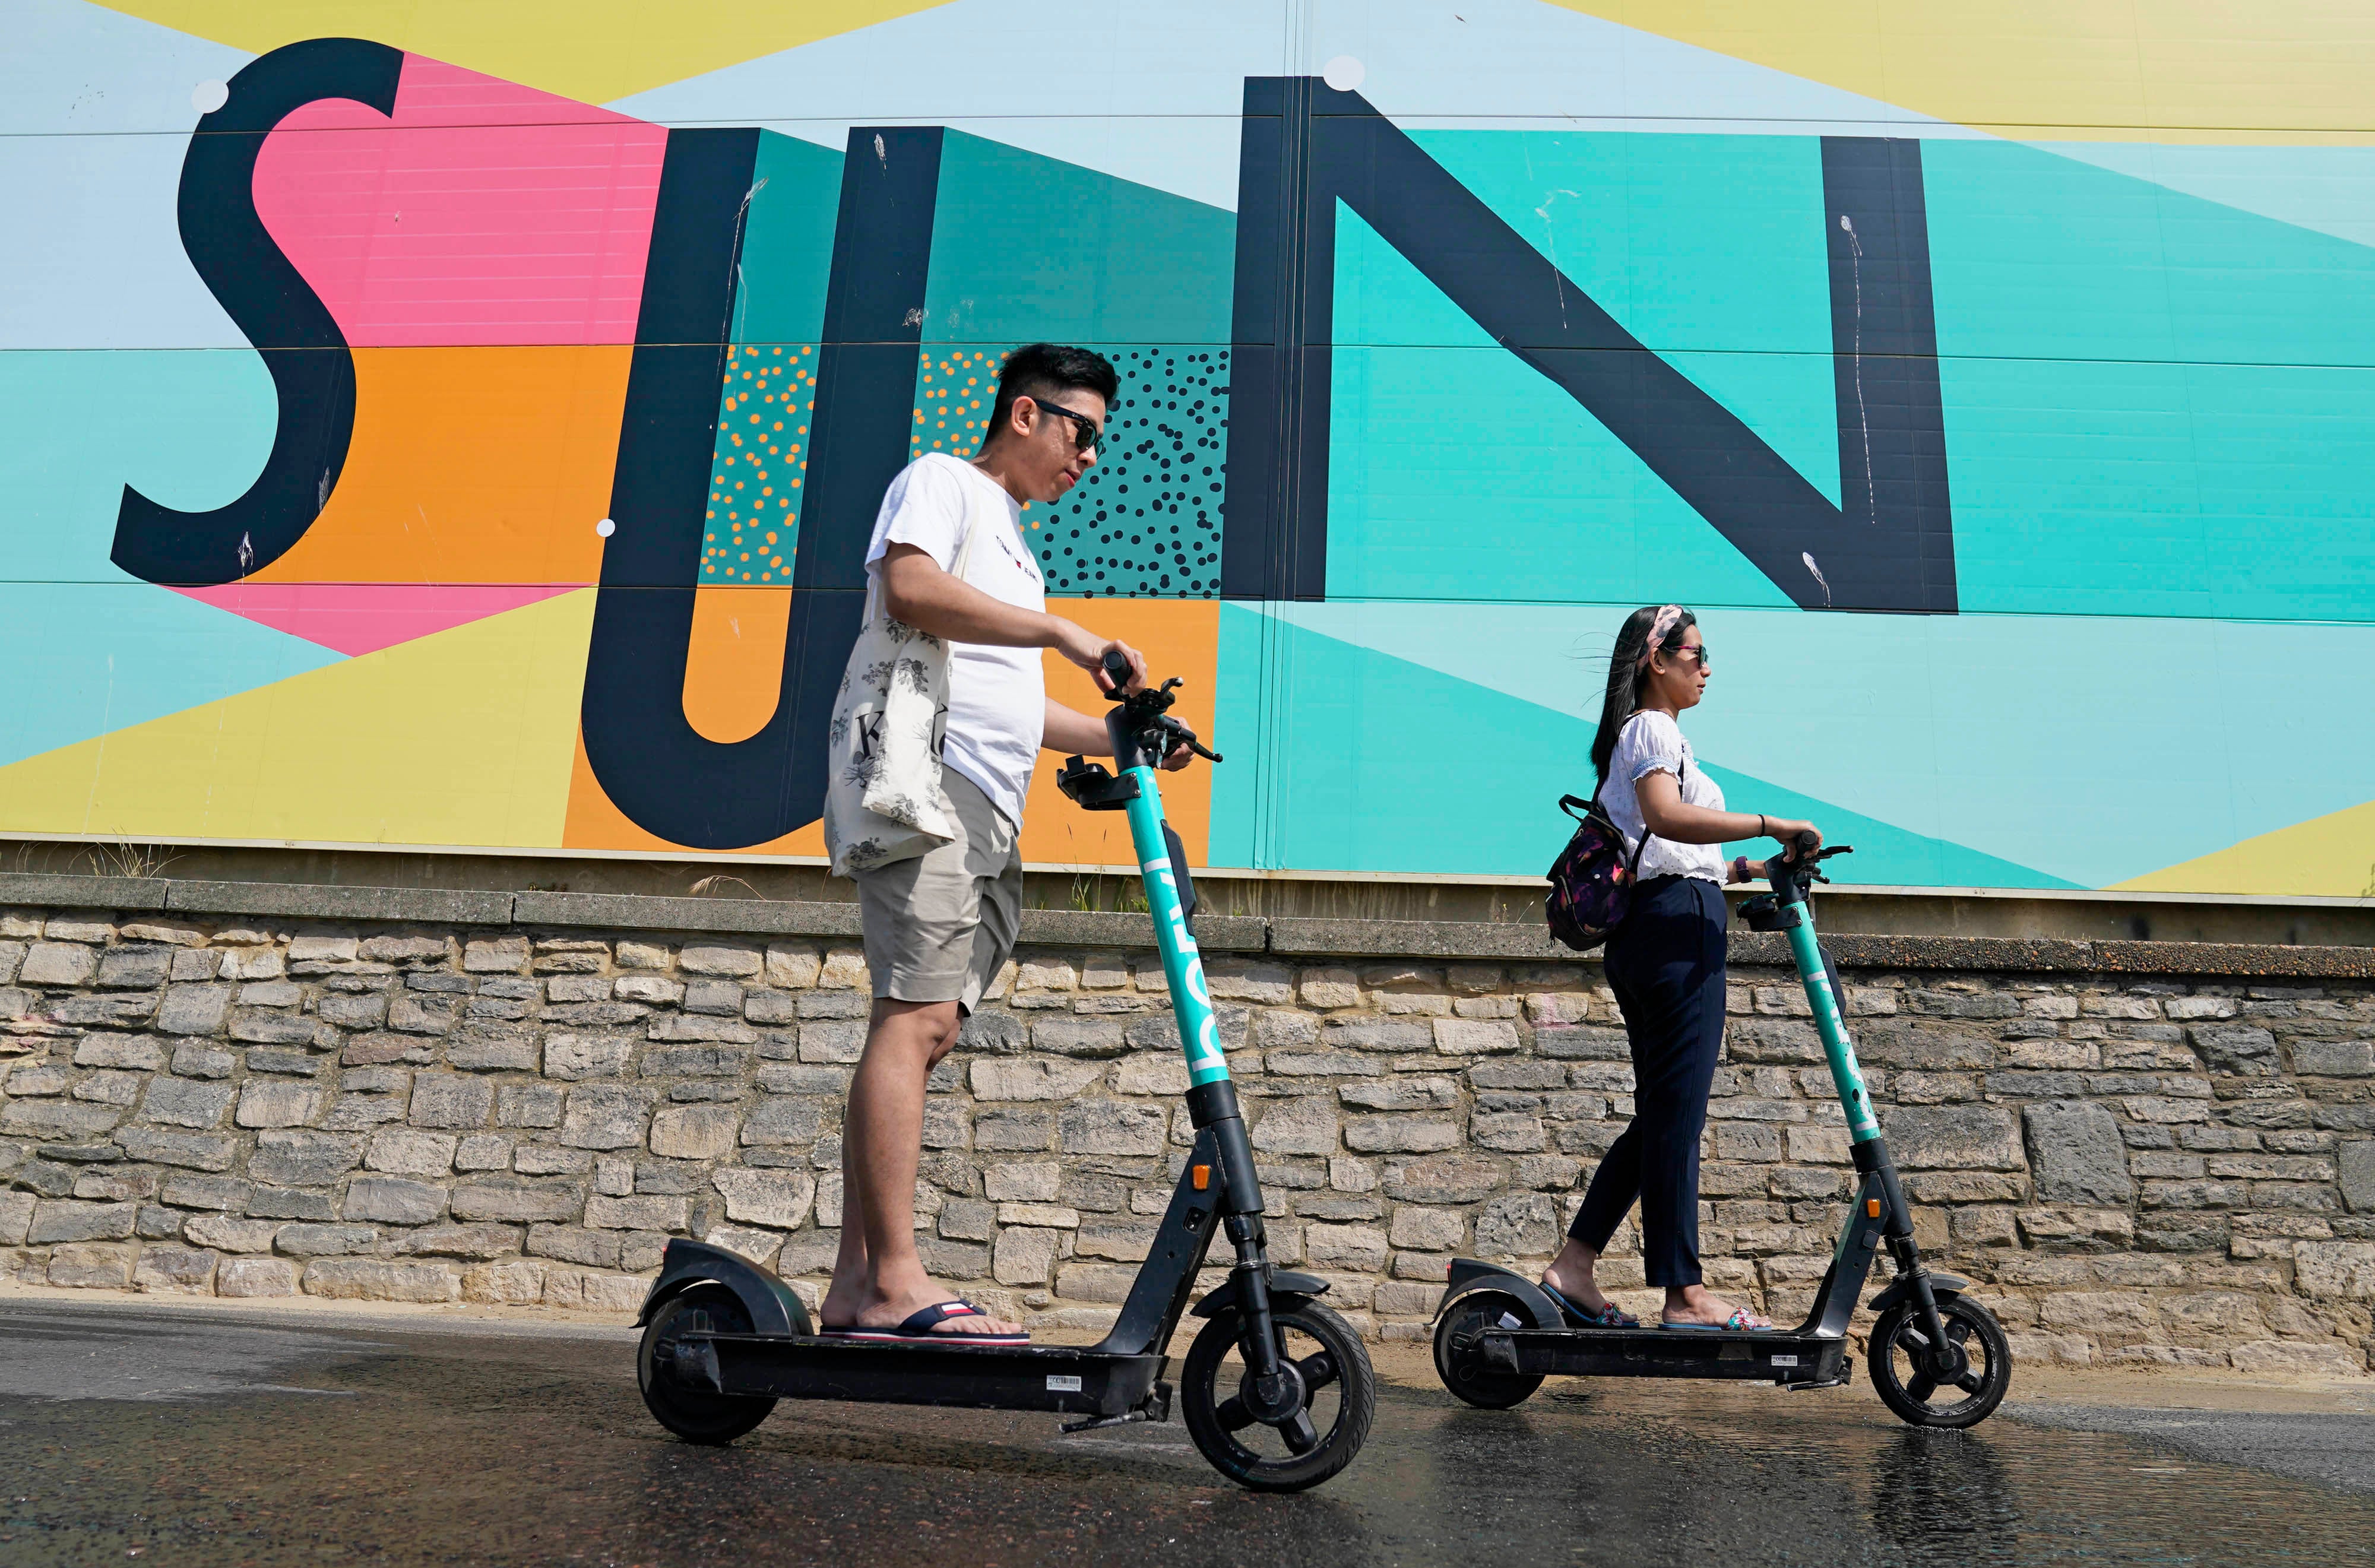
xmin=1061 ymin=1382 xmax=1173 ymax=1433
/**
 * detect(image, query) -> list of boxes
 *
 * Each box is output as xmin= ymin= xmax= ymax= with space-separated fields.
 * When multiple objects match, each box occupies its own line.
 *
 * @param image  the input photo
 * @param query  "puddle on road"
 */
xmin=0 ymin=1324 xmax=2366 ymax=1567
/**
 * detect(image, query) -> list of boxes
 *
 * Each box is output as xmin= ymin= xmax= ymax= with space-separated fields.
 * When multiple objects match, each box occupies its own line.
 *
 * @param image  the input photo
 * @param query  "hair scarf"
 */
xmin=1638 ymin=604 xmax=1684 ymax=666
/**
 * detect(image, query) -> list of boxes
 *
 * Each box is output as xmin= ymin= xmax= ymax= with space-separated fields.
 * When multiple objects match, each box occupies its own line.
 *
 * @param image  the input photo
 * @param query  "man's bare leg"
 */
xmin=819 ymin=998 xmax=1022 ymax=1336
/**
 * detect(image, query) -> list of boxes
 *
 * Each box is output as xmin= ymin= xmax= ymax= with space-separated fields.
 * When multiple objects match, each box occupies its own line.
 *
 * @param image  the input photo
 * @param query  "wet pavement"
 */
xmin=2 ymin=1297 xmax=2370 ymax=1566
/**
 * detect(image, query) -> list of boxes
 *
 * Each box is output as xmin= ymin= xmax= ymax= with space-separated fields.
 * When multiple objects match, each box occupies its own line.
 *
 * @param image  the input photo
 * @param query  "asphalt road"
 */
xmin=2 ymin=1297 xmax=2369 ymax=1566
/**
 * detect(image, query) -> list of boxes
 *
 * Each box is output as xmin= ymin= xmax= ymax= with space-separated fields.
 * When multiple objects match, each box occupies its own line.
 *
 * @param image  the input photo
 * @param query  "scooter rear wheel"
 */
xmin=638 ymin=1283 xmax=777 ymax=1445
xmin=1868 ymin=1293 xmax=2012 ymax=1428
xmin=1432 ymin=1290 xmax=1544 ymax=1409
xmin=1181 ymin=1300 xmax=1375 ymax=1491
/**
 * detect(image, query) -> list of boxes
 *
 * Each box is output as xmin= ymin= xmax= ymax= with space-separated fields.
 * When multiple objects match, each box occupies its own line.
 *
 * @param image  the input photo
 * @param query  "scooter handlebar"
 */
xmin=1101 ymin=648 xmax=1133 ymax=690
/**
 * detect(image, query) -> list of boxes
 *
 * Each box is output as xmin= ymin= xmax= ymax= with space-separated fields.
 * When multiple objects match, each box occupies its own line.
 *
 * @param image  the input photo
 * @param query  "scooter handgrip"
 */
xmin=1101 ymin=648 xmax=1132 ymax=689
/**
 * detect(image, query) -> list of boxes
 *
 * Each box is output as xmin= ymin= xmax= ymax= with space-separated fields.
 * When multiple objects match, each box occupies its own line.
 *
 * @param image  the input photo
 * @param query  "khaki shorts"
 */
xmin=853 ymin=768 xmax=1022 ymax=1015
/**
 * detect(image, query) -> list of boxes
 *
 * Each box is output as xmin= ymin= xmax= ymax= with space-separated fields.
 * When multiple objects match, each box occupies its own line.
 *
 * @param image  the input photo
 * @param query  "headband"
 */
xmin=1638 ymin=604 xmax=1684 ymax=666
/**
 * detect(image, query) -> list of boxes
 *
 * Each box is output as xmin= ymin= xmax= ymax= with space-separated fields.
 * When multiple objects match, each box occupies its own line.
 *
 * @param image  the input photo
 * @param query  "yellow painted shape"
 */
xmin=2115 ymin=799 xmax=2375 ymax=898
xmin=1553 ymin=2 xmax=2375 ymax=143
xmin=94 ymin=1 xmax=955 ymax=106
xmin=0 ymin=590 xmax=595 ymax=849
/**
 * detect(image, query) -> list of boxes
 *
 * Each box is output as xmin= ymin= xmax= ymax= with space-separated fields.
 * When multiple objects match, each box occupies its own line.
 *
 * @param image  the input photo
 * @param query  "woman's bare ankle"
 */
xmin=1541 ymin=1240 xmax=1606 ymax=1308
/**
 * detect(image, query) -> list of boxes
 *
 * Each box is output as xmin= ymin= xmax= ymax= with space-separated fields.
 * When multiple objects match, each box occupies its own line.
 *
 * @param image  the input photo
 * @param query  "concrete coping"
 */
xmin=0 ymin=872 xmax=2368 ymax=978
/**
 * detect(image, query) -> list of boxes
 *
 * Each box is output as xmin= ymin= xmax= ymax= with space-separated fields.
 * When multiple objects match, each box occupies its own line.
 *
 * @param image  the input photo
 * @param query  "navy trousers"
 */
xmin=1567 ymin=874 xmax=1728 ymax=1288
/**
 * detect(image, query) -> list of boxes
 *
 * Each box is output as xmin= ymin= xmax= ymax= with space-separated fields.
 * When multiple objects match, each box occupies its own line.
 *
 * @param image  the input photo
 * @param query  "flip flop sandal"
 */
xmin=1540 ymin=1281 xmax=1640 ymax=1328
xmin=1661 ymin=1308 xmax=1771 ymax=1332
xmin=822 ymin=1300 xmax=1030 ymax=1345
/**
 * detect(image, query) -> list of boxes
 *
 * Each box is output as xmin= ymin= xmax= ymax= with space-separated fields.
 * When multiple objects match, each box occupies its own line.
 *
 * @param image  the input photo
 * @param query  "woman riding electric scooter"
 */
xmin=1540 ymin=603 xmax=1823 ymax=1333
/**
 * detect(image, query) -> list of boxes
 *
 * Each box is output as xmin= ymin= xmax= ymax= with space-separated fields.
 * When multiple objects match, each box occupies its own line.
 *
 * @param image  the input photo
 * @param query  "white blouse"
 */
xmin=1601 ymin=711 xmax=1728 ymax=885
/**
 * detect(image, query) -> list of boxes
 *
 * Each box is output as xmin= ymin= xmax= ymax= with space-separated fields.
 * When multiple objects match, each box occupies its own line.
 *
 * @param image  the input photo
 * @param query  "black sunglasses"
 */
xmin=1664 ymin=643 xmax=1709 ymax=667
xmin=1030 ymin=398 xmax=1102 ymax=453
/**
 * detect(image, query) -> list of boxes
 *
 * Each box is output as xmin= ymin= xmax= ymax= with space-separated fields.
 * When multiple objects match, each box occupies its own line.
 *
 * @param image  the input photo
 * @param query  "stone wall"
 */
xmin=1 ymin=882 xmax=2371 ymax=1375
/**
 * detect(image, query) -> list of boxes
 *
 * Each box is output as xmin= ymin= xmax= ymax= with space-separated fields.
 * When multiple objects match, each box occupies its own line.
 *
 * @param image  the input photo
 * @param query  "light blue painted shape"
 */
xmin=0 ymin=581 xmax=344 ymax=772
xmin=607 ymin=0 xmax=1978 ymax=217
xmin=1215 ymin=602 xmax=2072 ymax=886
xmin=1262 ymin=598 xmax=2375 ymax=890
xmin=2032 ymin=142 xmax=2375 ymax=255
xmin=924 ymin=132 xmax=1234 ymax=346
xmin=609 ymin=0 xmax=1287 ymax=212
xmin=1 ymin=0 xmax=254 ymax=136
xmin=1326 ymin=206 xmax=1804 ymax=607
xmin=0 ymin=2 xmax=254 ymax=351
xmin=1304 ymin=0 xmax=1971 ymax=140
xmin=0 ymin=349 xmax=337 ymax=768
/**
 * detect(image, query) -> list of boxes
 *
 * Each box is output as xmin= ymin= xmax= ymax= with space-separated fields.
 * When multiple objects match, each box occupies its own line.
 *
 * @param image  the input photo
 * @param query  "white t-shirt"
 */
xmin=863 ymin=453 xmax=1047 ymax=826
xmin=1601 ymin=710 xmax=1728 ymax=885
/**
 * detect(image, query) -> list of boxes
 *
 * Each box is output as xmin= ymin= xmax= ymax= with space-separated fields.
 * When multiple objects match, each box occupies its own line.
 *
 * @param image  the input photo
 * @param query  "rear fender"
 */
xmin=1434 ymin=1259 xmax=1563 ymax=1329
xmin=636 ymin=1238 xmax=812 ymax=1335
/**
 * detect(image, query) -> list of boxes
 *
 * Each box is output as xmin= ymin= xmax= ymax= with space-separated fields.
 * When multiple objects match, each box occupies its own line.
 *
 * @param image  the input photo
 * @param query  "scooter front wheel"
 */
xmin=1432 ymin=1290 xmax=1545 ymax=1409
xmin=638 ymin=1283 xmax=778 ymax=1445
xmin=1180 ymin=1300 xmax=1375 ymax=1492
xmin=1868 ymin=1293 xmax=2012 ymax=1428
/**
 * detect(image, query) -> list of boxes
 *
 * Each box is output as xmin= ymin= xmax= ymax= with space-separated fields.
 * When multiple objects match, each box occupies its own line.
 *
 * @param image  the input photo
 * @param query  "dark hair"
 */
xmin=982 ymin=343 xmax=1119 ymax=451
xmin=1591 ymin=604 xmax=1698 ymax=786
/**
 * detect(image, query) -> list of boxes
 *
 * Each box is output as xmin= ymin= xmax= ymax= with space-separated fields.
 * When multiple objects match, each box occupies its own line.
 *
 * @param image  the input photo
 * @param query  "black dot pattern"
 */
xmin=909 ymin=344 xmax=1230 ymax=599
xmin=1037 ymin=348 xmax=1229 ymax=598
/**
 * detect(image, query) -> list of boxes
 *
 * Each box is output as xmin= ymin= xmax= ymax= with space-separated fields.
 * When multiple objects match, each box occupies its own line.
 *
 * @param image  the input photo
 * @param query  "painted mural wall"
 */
xmin=5 ymin=1 xmax=2373 ymax=897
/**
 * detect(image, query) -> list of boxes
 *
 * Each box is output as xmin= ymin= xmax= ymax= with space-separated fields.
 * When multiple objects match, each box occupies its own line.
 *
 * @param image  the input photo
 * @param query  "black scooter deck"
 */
xmin=674 ymin=1332 xmax=1168 ymax=1419
xmin=1480 ymin=1325 xmax=1850 ymax=1386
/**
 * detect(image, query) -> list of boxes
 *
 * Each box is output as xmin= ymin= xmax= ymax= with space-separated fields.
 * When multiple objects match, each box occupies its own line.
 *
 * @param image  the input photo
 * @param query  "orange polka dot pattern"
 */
xmin=911 ymin=345 xmax=1230 ymax=598
xmin=703 ymin=343 xmax=817 ymax=585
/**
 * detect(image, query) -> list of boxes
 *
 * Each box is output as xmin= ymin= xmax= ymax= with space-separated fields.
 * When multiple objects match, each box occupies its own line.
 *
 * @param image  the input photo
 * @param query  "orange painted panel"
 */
xmin=561 ymin=727 xmax=826 ymax=858
xmin=560 ymin=596 xmax=1216 ymax=867
xmin=1019 ymin=597 xmax=1218 ymax=869
xmin=683 ymin=585 xmax=793 ymax=743
xmin=253 ymin=345 xmax=631 ymax=587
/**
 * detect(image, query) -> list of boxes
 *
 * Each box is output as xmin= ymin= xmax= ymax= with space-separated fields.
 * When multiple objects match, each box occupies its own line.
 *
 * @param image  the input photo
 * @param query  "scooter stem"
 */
xmin=1109 ymin=728 xmax=1284 ymax=1382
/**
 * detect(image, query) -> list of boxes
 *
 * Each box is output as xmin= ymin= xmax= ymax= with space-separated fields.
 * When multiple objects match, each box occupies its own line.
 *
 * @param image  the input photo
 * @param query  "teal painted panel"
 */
xmin=1325 ymin=337 xmax=1799 ymax=606
xmin=1207 ymin=601 xmax=1272 ymax=870
xmin=1370 ymin=132 xmax=1842 ymax=503
xmin=0 ymin=349 xmax=279 ymax=581
xmin=1228 ymin=603 xmax=2072 ymax=886
xmin=732 ymin=131 xmax=842 ymax=347
xmin=1926 ymin=138 xmax=2375 ymax=621
xmin=1401 ymin=129 xmax=1836 ymax=362
xmin=1265 ymin=597 xmax=2375 ymax=889
xmin=1940 ymin=354 xmax=2375 ymax=621
xmin=1926 ymin=138 xmax=2375 ymax=372
xmin=1325 ymin=207 xmax=1804 ymax=607
xmin=923 ymin=132 xmax=1234 ymax=346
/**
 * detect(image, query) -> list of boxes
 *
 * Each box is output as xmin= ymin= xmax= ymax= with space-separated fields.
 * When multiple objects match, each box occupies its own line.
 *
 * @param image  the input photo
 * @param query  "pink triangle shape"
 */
xmin=172 ymin=582 xmax=582 ymax=657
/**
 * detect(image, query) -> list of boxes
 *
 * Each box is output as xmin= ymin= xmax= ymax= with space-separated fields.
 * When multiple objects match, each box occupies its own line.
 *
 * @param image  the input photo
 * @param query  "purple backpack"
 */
xmin=1542 ymin=757 xmax=1683 ymax=952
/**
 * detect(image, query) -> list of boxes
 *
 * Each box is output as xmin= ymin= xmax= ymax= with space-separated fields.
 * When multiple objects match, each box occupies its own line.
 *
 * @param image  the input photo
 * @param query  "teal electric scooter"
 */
xmin=633 ymin=653 xmax=1376 ymax=1491
xmin=1432 ymin=835 xmax=2013 ymax=1428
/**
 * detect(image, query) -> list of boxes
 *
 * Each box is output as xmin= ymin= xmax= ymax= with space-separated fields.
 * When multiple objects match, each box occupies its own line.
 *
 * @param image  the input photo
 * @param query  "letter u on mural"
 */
xmin=7 ymin=1 xmax=2373 ymax=897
